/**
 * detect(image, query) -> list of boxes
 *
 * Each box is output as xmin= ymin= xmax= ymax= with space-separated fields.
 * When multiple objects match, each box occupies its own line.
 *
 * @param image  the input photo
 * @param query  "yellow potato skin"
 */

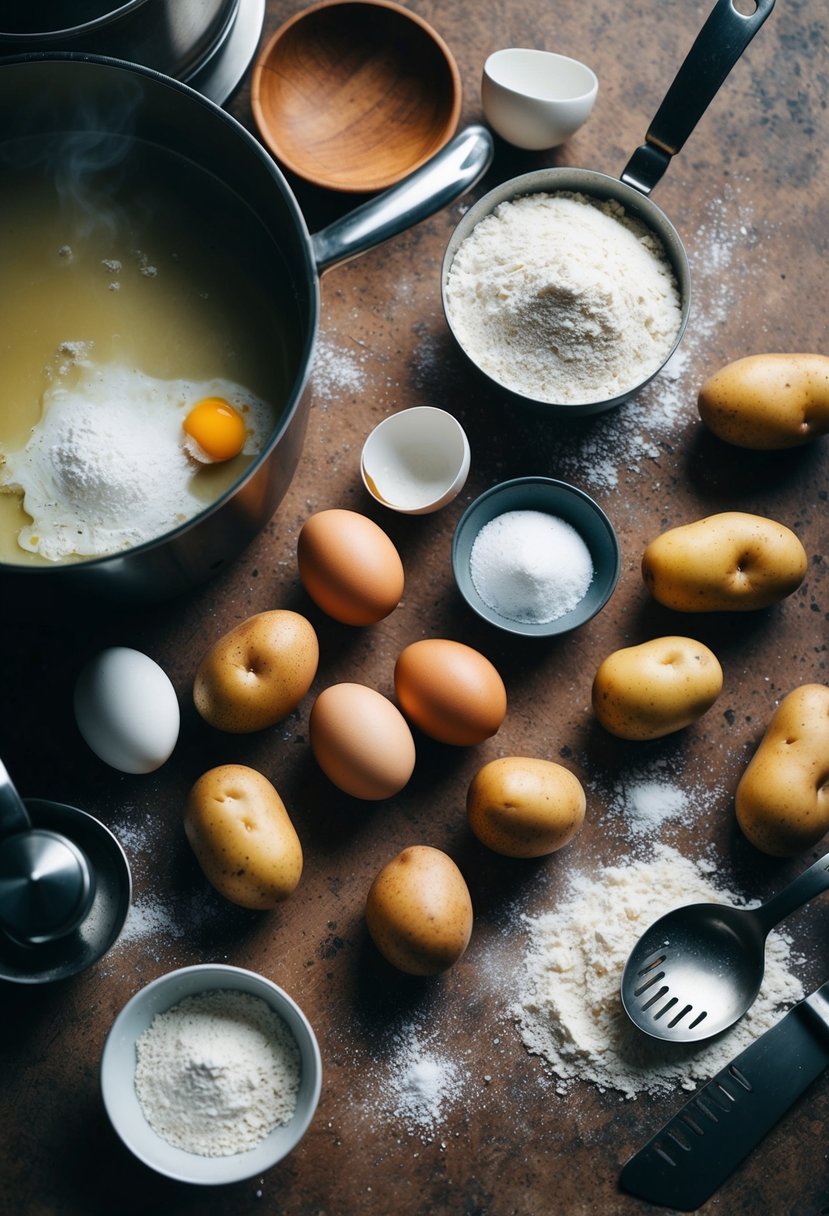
xmin=193 ymin=609 xmax=318 ymax=733
xmin=698 ymin=353 xmax=829 ymax=449
xmin=365 ymin=845 xmax=473 ymax=976
xmin=735 ymin=684 xmax=829 ymax=857
xmin=642 ymin=512 xmax=807 ymax=612
xmin=466 ymin=757 xmax=586 ymax=857
xmin=592 ymin=636 xmax=723 ymax=740
xmin=184 ymin=764 xmax=303 ymax=909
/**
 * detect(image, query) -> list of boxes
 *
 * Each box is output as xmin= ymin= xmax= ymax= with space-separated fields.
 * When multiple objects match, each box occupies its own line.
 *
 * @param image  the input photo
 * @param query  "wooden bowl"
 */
xmin=250 ymin=0 xmax=462 ymax=193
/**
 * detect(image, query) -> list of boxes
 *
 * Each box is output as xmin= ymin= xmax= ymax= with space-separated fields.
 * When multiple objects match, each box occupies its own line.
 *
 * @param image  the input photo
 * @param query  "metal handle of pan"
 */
xmin=311 ymin=125 xmax=494 ymax=275
xmin=621 ymin=0 xmax=775 ymax=196
xmin=0 ymin=756 xmax=31 ymax=839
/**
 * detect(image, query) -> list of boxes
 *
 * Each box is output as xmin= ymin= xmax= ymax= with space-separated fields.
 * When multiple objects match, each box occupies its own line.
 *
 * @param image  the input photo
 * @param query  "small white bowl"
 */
xmin=482 ymin=48 xmax=598 ymax=150
xmin=100 ymin=964 xmax=322 ymax=1185
xmin=360 ymin=406 xmax=470 ymax=514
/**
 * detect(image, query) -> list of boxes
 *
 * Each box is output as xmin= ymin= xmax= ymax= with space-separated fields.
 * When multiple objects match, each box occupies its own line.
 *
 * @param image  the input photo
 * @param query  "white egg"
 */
xmin=0 ymin=359 xmax=273 ymax=562
xmin=74 ymin=647 xmax=180 ymax=774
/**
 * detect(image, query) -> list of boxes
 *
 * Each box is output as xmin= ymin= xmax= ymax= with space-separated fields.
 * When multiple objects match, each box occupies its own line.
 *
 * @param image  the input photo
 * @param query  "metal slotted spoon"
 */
xmin=621 ymin=852 xmax=829 ymax=1043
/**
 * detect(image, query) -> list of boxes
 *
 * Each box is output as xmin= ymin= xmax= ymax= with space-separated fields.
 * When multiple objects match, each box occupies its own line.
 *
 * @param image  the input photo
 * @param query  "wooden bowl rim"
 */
xmin=250 ymin=0 xmax=462 ymax=193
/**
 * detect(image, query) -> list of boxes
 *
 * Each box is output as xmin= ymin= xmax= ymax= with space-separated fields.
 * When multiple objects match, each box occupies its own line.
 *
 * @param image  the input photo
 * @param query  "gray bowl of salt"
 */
xmin=452 ymin=476 xmax=620 ymax=637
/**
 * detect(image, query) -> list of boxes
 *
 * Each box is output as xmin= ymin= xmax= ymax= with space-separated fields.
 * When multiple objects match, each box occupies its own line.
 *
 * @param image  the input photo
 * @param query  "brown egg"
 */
xmin=394 ymin=638 xmax=507 ymax=745
xmin=365 ymin=845 xmax=473 ymax=975
xmin=309 ymin=682 xmax=416 ymax=799
xmin=297 ymin=508 xmax=404 ymax=625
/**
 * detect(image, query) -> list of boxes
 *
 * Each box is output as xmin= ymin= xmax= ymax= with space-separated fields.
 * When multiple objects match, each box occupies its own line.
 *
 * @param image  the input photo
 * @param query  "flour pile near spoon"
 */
xmin=514 ymin=842 xmax=804 ymax=1099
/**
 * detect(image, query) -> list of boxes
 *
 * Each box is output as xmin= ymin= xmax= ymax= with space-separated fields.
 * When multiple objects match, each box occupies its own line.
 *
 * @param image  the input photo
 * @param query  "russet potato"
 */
xmin=193 ymin=609 xmax=318 ymax=733
xmin=184 ymin=764 xmax=303 ymax=908
xmin=592 ymin=636 xmax=723 ymax=740
xmin=466 ymin=756 xmax=585 ymax=857
xmin=642 ymin=511 xmax=807 ymax=612
xmin=365 ymin=845 xmax=473 ymax=975
xmin=735 ymin=684 xmax=829 ymax=857
xmin=698 ymin=352 xmax=829 ymax=449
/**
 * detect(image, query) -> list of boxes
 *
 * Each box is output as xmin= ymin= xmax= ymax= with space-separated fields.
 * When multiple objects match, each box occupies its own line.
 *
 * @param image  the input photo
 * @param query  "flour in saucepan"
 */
xmin=414 ymin=189 xmax=764 ymax=494
xmin=444 ymin=191 xmax=682 ymax=405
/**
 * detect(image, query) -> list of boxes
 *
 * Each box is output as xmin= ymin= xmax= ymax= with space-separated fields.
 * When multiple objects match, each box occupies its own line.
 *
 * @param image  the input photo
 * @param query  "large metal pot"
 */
xmin=0 ymin=0 xmax=237 ymax=82
xmin=0 ymin=55 xmax=493 ymax=602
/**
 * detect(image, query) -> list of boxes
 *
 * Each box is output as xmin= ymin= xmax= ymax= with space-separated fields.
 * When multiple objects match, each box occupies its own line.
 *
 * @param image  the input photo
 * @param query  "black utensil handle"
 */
xmin=754 ymin=851 xmax=829 ymax=934
xmin=622 ymin=0 xmax=775 ymax=195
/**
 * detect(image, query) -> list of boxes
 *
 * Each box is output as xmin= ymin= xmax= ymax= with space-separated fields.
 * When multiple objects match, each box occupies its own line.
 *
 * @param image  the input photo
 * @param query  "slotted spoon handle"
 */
xmin=752 ymin=852 xmax=829 ymax=935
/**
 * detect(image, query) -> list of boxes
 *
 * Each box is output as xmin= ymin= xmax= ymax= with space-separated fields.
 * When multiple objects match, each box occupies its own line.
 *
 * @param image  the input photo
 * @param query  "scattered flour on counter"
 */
xmin=310 ymin=334 xmax=369 ymax=403
xmin=352 ymin=1010 xmax=474 ymax=1142
xmin=513 ymin=843 xmax=804 ymax=1099
xmin=118 ymin=894 xmax=186 ymax=945
xmin=591 ymin=754 xmax=728 ymax=839
xmin=387 ymin=1033 xmax=467 ymax=1134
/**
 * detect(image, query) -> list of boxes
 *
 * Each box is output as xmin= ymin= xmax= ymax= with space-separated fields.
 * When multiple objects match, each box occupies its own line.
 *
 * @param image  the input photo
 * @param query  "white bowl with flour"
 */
xmin=100 ymin=963 xmax=322 ymax=1184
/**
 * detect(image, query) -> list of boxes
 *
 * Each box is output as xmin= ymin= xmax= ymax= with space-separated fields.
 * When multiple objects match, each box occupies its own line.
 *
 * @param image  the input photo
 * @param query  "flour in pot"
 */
xmin=444 ymin=191 xmax=682 ymax=405
xmin=134 ymin=989 xmax=301 ymax=1156
xmin=513 ymin=843 xmax=804 ymax=1099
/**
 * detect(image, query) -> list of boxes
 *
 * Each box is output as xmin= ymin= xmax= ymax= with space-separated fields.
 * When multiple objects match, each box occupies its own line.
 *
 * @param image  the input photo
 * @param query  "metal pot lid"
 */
xmin=0 ymin=800 xmax=131 ymax=984
xmin=0 ymin=2 xmax=143 ymax=38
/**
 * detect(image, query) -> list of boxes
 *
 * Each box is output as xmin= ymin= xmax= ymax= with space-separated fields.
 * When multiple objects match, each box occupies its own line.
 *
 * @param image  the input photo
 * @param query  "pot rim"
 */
xmin=0 ymin=1 xmax=152 ymax=40
xmin=0 ymin=0 xmax=237 ymax=42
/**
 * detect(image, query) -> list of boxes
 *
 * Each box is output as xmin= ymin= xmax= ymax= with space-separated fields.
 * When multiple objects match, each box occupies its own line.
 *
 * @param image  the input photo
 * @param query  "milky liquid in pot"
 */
xmin=0 ymin=134 xmax=302 ymax=565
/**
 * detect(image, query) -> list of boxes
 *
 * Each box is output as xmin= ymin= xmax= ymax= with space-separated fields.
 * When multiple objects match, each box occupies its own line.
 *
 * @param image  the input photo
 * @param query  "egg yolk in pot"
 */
xmin=183 ymin=397 xmax=247 ymax=462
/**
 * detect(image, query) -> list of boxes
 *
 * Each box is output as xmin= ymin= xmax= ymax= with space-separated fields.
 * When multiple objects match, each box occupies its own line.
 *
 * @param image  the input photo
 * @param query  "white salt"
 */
xmin=469 ymin=509 xmax=594 ymax=624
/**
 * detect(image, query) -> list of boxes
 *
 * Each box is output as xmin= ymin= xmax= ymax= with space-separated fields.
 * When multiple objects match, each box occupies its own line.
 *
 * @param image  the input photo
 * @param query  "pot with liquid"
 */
xmin=0 ymin=55 xmax=492 ymax=602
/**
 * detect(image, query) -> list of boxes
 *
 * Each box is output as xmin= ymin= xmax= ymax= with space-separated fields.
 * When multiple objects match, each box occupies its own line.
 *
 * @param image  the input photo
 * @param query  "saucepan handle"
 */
xmin=621 ymin=0 xmax=775 ymax=195
xmin=311 ymin=125 xmax=494 ymax=275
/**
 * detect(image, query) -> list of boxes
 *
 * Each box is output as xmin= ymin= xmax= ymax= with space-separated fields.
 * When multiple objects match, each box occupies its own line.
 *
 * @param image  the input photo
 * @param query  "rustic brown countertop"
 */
xmin=1 ymin=1 xmax=828 ymax=1213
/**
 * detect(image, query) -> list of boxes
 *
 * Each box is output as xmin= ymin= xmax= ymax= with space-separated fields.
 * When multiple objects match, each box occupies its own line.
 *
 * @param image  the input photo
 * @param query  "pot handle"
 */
xmin=621 ymin=0 xmax=775 ymax=196
xmin=310 ymin=125 xmax=494 ymax=275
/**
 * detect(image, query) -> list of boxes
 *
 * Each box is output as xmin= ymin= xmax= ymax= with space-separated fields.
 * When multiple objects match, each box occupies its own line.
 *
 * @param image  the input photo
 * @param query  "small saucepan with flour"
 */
xmin=442 ymin=0 xmax=774 ymax=418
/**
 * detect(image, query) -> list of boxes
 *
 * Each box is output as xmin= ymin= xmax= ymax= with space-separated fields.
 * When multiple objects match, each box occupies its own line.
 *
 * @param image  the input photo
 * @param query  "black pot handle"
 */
xmin=622 ymin=0 xmax=775 ymax=195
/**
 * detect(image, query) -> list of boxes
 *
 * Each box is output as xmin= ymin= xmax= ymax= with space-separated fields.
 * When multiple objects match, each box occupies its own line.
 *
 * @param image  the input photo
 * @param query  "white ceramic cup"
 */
xmin=360 ymin=406 xmax=470 ymax=514
xmin=482 ymin=48 xmax=598 ymax=150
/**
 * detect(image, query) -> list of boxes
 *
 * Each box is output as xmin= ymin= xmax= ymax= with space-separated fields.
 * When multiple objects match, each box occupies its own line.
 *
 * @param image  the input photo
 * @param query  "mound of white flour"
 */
xmin=444 ymin=191 xmax=682 ymax=405
xmin=514 ymin=843 xmax=804 ymax=1099
xmin=134 ymin=989 xmax=301 ymax=1156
